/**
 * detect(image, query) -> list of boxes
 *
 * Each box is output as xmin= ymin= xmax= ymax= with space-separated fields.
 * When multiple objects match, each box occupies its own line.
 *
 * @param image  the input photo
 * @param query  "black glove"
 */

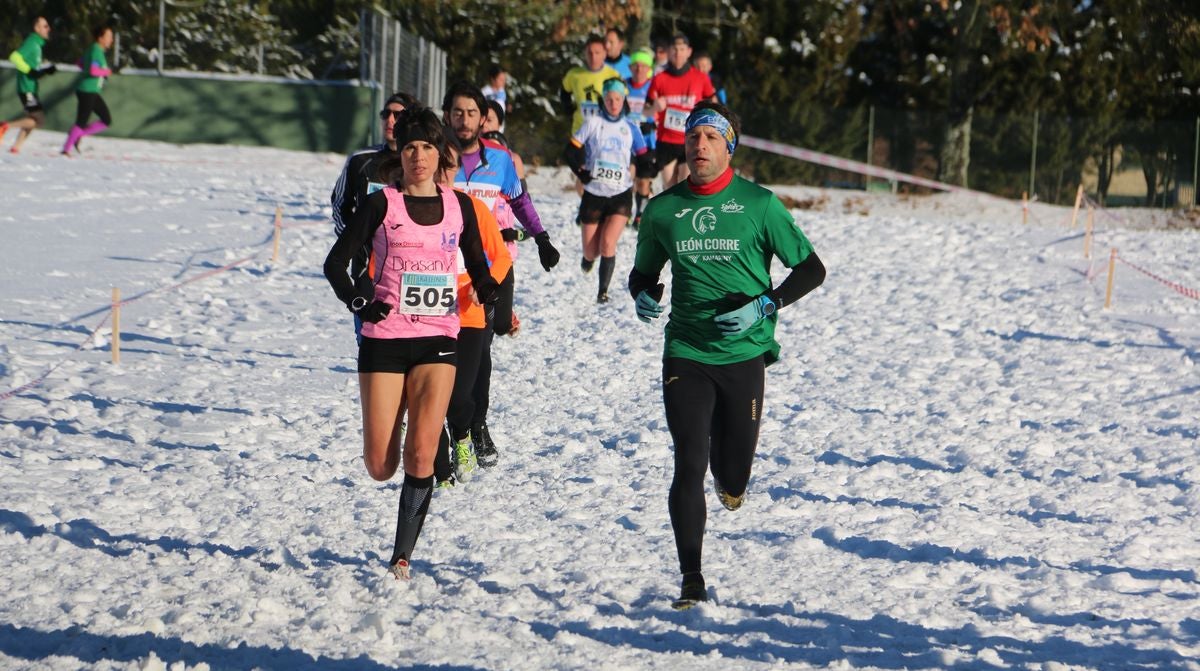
xmin=500 ymin=228 xmax=528 ymax=243
xmin=31 ymin=63 xmax=57 ymax=79
xmin=475 ymin=278 xmax=500 ymax=305
xmin=576 ymin=169 xmax=593 ymax=185
xmin=534 ymin=232 xmax=560 ymax=271
xmin=350 ymin=299 xmax=392 ymax=323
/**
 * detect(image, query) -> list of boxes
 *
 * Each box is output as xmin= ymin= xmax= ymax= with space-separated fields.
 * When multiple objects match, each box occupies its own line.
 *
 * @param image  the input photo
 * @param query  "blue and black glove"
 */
xmin=713 ymin=295 xmax=775 ymax=336
xmin=31 ymin=63 xmax=57 ymax=79
xmin=635 ymin=283 xmax=665 ymax=323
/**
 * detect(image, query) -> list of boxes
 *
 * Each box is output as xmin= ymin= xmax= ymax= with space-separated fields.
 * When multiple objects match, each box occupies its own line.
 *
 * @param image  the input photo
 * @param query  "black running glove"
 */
xmin=576 ymin=169 xmax=593 ymax=185
xmin=31 ymin=63 xmax=57 ymax=78
xmin=534 ymin=232 xmax=560 ymax=271
xmin=475 ymin=278 xmax=500 ymax=305
xmin=350 ymin=298 xmax=392 ymax=323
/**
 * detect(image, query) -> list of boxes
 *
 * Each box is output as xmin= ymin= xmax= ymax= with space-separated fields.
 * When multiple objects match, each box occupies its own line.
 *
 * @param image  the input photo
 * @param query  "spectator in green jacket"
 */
xmin=1 ymin=16 xmax=57 ymax=154
xmin=62 ymin=24 xmax=115 ymax=156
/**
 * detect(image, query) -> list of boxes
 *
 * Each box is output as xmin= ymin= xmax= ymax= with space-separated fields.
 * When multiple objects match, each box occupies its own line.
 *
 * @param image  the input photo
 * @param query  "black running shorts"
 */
xmin=358 ymin=335 xmax=457 ymax=373
xmin=655 ymin=141 xmax=686 ymax=170
xmin=19 ymin=91 xmax=43 ymax=113
xmin=577 ymin=187 xmax=634 ymax=225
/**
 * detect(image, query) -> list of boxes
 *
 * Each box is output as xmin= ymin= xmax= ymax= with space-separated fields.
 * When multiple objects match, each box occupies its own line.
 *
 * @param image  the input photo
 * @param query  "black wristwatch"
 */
xmin=350 ymin=296 xmax=368 ymax=312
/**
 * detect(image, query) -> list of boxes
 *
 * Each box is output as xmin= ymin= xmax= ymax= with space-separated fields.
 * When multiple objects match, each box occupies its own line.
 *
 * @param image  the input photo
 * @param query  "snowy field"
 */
xmin=1 ymin=131 xmax=1198 ymax=670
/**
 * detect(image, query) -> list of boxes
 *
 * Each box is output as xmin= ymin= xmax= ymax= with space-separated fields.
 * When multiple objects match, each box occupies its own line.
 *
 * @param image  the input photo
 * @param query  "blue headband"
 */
xmin=685 ymin=108 xmax=737 ymax=156
xmin=602 ymin=79 xmax=628 ymax=97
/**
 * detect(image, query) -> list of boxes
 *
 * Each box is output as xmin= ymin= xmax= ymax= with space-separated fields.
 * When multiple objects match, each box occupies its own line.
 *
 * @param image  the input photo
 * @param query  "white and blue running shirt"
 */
xmin=572 ymin=115 xmax=648 ymax=198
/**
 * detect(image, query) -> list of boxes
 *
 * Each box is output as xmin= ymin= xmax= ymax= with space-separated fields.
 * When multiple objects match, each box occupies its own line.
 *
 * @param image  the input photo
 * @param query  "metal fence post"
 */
xmin=360 ymin=7 xmax=447 ymax=141
xmin=378 ymin=18 xmax=386 ymax=96
xmin=393 ymin=20 xmax=402 ymax=95
xmin=1028 ymin=109 xmax=1038 ymax=199
xmin=158 ymin=0 xmax=165 ymax=74
xmin=1193 ymin=116 xmax=1198 ymax=208
xmin=866 ymin=105 xmax=875 ymax=189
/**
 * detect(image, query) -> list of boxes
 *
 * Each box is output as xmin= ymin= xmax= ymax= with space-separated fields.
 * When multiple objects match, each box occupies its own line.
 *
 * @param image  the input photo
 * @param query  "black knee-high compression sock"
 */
xmin=389 ymin=472 xmax=434 ymax=565
xmin=635 ymin=192 xmax=648 ymax=221
xmin=598 ymin=256 xmax=616 ymax=296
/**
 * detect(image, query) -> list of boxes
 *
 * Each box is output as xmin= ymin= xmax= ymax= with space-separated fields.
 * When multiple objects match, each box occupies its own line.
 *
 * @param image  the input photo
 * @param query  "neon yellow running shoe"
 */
xmin=453 ymin=435 xmax=477 ymax=482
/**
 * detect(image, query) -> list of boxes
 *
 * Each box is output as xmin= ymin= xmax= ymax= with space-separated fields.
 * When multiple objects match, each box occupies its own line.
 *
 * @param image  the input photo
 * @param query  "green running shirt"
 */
xmin=77 ymin=43 xmax=108 ymax=93
xmin=634 ymin=174 xmax=815 ymax=366
xmin=10 ymin=33 xmax=45 ymax=95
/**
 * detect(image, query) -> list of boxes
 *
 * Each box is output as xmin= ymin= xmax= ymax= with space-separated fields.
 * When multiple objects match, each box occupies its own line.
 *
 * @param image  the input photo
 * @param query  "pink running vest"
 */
xmin=361 ymin=186 xmax=464 ymax=340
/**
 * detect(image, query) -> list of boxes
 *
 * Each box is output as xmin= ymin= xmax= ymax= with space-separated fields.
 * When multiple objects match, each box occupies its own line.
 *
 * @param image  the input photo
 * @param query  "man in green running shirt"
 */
xmin=629 ymin=101 xmax=826 ymax=609
xmin=1 ymin=16 xmax=57 ymax=154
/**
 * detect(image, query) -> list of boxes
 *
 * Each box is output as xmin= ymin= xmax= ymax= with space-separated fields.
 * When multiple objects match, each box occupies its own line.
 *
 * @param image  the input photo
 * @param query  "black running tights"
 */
xmin=434 ymin=325 xmax=490 ymax=481
xmin=662 ymin=355 xmax=765 ymax=575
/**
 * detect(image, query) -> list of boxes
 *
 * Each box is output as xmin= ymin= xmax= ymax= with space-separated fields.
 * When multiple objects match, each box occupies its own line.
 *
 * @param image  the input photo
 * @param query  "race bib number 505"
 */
xmin=399 ymin=272 xmax=456 ymax=316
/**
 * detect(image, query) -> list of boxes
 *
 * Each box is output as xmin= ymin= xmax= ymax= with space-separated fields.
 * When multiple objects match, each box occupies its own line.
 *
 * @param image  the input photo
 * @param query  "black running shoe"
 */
xmin=672 ymin=571 xmax=707 ymax=610
xmin=597 ymin=291 xmax=610 ymax=303
xmin=581 ymin=257 xmax=594 ymax=273
xmin=473 ymin=421 xmax=499 ymax=468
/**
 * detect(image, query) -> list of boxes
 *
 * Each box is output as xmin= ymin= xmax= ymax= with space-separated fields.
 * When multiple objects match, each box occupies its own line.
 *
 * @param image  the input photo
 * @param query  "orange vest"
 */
xmin=457 ymin=191 xmax=512 ymax=329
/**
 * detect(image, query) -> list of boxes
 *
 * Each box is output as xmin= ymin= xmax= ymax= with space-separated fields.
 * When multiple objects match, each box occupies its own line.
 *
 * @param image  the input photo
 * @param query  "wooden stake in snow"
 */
xmin=1022 ymin=191 xmax=1029 ymax=226
xmin=272 ymin=205 xmax=283 ymax=262
xmin=1104 ymin=248 xmax=1117 ymax=309
xmin=1084 ymin=206 xmax=1094 ymax=259
xmin=111 ymin=287 xmax=120 ymax=365
xmin=1070 ymin=184 xmax=1083 ymax=228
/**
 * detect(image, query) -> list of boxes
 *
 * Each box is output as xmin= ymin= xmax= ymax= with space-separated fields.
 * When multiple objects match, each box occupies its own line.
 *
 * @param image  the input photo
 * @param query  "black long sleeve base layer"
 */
xmin=389 ymin=473 xmax=433 ymax=566
xmin=662 ymin=355 xmax=765 ymax=575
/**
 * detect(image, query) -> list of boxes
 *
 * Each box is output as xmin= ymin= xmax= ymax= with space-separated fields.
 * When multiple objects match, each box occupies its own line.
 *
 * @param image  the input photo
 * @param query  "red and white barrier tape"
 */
xmin=280 ymin=219 xmax=329 ymax=229
xmin=0 ymin=221 xmax=283 ymax=400
xmin=1078 ymin=194 xmax=1199 ymax=300
xmin=1116 ymin=254 xmax=1200 ymax=301
xmin=741 ymin=135 xmax=1002 ymax=199
xmin=739 ymin=134 xmax=1080 ymax=232
xmin=0 ymin=314 xmax=112 ymax=401
xmin=746 ymin=134 xmax=1200 ymax=306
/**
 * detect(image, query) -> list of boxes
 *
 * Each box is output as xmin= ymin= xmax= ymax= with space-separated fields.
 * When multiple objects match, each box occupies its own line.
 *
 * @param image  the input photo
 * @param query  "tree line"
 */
xmin=4 ymin=1 xmax=1198 ymax=206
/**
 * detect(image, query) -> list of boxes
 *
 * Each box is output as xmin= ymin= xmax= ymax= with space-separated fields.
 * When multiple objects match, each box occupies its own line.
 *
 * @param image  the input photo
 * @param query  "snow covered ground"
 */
xmin=1 ymin=132 xmax=1198 ymax=670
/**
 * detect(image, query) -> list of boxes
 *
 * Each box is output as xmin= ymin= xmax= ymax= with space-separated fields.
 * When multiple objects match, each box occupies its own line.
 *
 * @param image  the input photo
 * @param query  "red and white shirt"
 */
xmin=646 ymin=66 xmax=716 ymax=146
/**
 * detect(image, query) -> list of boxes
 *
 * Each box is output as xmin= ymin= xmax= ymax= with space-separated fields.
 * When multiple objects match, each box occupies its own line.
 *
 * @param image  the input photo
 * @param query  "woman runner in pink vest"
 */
xmin=324 ymin=108 xmax=499 ymax=580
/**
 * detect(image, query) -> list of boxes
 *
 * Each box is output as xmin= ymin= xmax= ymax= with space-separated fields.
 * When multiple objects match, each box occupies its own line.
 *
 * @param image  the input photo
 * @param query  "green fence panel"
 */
xmin=0 ymin=68 xmax=376 ymax=154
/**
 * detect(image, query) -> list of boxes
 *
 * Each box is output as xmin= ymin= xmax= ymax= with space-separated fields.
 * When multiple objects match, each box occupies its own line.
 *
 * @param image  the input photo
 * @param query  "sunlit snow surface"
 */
xmin=1 ymin=132 xmax=1197 ymax=670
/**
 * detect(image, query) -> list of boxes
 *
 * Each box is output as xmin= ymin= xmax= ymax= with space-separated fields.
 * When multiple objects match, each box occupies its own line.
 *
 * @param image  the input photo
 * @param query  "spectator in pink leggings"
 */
xmin=62 ymin=25 xmax=114 ymax=156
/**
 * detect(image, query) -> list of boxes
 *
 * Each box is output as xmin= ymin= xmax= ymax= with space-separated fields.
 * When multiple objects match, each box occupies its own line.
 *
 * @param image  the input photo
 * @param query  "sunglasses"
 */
xmin=379 ymin=108 xmax=405 ymax=121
